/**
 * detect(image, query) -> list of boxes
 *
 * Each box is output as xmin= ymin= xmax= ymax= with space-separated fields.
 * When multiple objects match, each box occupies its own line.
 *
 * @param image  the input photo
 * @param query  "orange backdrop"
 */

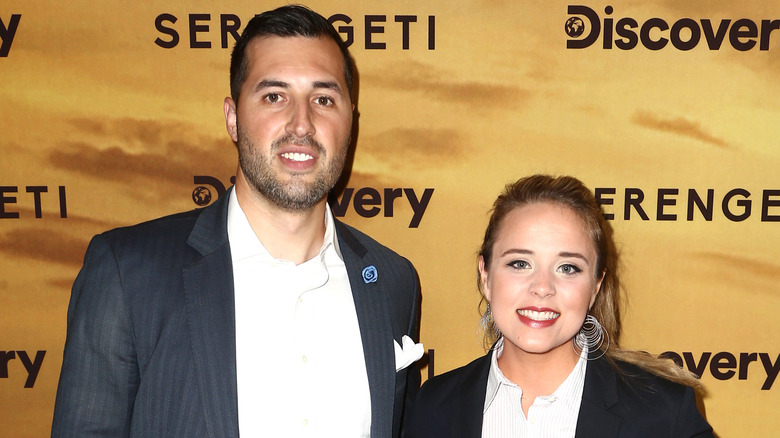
xmin=2 ymin=1 xmax=779 ymax=436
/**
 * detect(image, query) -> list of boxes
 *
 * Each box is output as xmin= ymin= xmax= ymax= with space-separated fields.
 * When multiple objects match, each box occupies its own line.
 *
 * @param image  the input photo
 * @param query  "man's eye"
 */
xmin=265 ymin=93 xmax=281 ymax=103
xmin=315 ymin=96 xmax=334 ymax=106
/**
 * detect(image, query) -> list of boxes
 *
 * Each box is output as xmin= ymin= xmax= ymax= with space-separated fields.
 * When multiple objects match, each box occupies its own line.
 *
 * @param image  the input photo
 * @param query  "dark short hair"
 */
xmin=229 ymin=4 xmax=354 ymax=104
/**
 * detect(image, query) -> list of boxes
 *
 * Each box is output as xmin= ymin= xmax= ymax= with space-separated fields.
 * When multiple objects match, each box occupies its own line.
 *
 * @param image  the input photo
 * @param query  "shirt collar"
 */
xmin=483 ymin=337 xmax=588 ymax=413
xmin=322 ymin=201 xmax=343 ymax=262
xmin=227 ymin=188 xmax=343 ymax=264
xmin=552 ymin=345 xmax=588 ymax=412
xmin=484 ymin=337 xmax=510 ymax=413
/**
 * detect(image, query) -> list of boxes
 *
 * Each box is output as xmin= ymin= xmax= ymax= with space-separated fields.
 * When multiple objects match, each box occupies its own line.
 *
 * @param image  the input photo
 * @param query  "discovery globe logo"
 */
xmin=564 ymin=16 xmax=586 ymax=39
xmin=191 ymin=175 xmax=230 ymax=207
xmin=192 ymin=186 xmax=212 ymax=206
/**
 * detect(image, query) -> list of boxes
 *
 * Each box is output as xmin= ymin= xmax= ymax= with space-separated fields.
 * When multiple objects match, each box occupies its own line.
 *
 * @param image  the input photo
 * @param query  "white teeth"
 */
xmin=281 ymin=152 xmax=313 ymax=162
xmin=517 ymin=309 xmax=560 ymax=321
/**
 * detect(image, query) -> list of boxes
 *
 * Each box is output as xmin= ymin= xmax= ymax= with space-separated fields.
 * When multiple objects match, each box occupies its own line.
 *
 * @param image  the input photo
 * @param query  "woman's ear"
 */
xmin=591 ymin=270 xmax=605 ymax=308
xmin=479 ymin=256 xmax=491 ymax=301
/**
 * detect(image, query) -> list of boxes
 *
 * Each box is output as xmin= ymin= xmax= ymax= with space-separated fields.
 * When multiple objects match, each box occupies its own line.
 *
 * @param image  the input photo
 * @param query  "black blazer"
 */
xmin=52 ymin=189 xmax=421 ymax=438
xmin=404 ymin=350 xmax=714 ymax=438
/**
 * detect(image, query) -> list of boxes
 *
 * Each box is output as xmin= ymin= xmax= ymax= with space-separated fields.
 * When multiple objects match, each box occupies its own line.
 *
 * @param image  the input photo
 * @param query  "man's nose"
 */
xmin=286 ymin=101 xmax=315 ymax=138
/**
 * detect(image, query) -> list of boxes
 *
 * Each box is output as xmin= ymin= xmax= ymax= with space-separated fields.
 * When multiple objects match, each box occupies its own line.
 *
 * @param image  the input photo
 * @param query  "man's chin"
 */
xmin=267 ymin=185 xmax=328 ymax=211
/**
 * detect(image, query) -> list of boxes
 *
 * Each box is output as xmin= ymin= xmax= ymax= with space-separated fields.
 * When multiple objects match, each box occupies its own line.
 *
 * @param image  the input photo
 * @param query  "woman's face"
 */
xmin=480 ymin=202 xmax=603 ymax=360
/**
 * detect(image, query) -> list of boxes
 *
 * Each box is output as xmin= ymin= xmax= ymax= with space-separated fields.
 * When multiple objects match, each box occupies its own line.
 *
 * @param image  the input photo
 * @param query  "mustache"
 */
xmin=271 ymin=134 xmax=325 ymax=153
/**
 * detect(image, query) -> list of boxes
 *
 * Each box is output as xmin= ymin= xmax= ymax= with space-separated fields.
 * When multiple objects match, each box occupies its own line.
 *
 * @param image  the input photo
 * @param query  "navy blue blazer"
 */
xmin=52 ymin=189 xmax=421 ymax=438
xmin=404 ymin=350 xmax=714 ymax=438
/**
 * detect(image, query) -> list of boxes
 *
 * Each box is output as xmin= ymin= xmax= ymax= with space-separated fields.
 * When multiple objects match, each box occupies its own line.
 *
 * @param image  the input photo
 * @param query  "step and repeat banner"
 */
xmin=1 ymin=1 xmax=778 ymax=436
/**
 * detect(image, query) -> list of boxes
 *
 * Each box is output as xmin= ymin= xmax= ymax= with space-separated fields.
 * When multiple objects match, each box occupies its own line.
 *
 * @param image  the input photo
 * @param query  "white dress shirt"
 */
xmin=482 ymin=337 xmax=587 ymax=438
xmin=228 ymin=190 xmax=371 ymax=437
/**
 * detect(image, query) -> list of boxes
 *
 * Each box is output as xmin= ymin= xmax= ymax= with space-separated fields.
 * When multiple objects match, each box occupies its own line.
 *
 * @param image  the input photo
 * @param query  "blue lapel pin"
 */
xmin=362 ymin=265 xmax=378 ymax=283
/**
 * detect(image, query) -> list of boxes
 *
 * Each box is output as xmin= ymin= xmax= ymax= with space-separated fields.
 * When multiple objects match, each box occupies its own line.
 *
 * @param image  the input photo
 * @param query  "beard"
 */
xmin=236 ymin=126 xmax=348 ymax=211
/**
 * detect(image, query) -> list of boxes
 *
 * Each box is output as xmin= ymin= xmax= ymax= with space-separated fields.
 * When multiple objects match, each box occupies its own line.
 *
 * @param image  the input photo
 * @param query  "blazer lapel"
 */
xmin=455 ymin=352 xmax=492 ymax=438
xmin=336 ymin=221 xmax=396 ymax=437
xmin=182 ymin=192 xmax=239 ymax=438
xmin=574 ymin=356 xmax=623 ymax=438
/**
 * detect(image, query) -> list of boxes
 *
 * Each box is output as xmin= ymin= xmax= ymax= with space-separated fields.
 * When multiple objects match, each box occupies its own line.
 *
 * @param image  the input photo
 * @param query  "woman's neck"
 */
xmin=496 ymin=338 xmax=581 ymax=415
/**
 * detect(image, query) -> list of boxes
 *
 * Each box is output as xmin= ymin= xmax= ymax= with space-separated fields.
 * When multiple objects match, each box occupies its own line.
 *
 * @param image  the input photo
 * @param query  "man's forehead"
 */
xmin=246 ymin=35 xmax=343 ymax=61
xmin=243 ymin=35 xmax=348 ymax=88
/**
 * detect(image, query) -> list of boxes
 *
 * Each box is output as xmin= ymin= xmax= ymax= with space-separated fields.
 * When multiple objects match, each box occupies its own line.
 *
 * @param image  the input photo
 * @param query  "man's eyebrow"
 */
xmin=253 ymin=79 xmax=343 ymax=95
xmin=254 ymin=79 xmax=289 ymax=92
xmin=313 ymin=80 xmax=343 ymax=94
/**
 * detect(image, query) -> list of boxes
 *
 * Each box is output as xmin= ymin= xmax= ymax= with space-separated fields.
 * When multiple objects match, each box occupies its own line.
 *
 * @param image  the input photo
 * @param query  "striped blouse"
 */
xmin=482 ymin=338 xmax=588 ymax=438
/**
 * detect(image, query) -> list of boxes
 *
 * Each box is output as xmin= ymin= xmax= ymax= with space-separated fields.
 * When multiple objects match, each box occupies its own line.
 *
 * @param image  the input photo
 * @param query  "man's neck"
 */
xmin=234 ymin=183 xmax=328 ymax=265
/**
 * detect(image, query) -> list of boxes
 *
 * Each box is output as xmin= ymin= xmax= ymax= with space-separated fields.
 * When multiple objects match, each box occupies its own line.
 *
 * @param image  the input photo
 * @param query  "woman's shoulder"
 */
xmin=404 ymin=353 xmax=492 ymax=438
xmin=416 ymin=352 xmax=492 ymax=402
xmin=596 ymin=358 xmax=705 ymax=417
xmin=610 ymin=359 xmax=692 ymax=398
xmin=578 ymin=357 xmax=713 ymax=436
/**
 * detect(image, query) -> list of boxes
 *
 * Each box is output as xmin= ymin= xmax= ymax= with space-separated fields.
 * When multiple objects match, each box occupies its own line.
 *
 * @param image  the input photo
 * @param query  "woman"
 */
xmin=405 ymin=175 xmax=713 ymax=437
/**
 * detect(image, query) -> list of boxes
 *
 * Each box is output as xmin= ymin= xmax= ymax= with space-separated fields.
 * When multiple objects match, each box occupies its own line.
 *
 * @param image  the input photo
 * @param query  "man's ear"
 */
xmin=224 ymin=97 xmax=238 ymax=142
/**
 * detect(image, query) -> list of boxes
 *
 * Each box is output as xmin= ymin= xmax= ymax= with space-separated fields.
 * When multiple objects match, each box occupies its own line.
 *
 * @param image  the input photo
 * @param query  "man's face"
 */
xmin=224 ymin=36 xmax=353 ymax=211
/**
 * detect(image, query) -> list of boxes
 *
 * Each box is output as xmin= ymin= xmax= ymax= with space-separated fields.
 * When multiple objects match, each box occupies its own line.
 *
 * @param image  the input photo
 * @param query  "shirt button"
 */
xmin=302 ymin=418 xmax=308 ymax=426
xmin=301 ymin=355 xmax=308 ymax=363
xmin=529 ymin=416 xmax=536 ymax=424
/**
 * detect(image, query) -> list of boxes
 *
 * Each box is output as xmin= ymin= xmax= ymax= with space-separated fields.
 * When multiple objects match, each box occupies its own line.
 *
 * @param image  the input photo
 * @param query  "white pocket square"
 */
xmin=394 ymin=335 xmax=424 ymax=372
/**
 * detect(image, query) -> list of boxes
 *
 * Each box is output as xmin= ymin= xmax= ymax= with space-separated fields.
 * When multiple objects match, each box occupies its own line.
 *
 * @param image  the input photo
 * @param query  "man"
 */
xmin=51 ymin=5 xmax=421 ymax=437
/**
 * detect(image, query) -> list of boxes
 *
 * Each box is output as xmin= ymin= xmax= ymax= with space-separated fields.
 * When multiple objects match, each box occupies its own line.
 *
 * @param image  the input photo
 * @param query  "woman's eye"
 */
xmin=558 ymin=264 xmax=582 ymax=275
xmin=508 ymin=260 xmax=529 ymax=269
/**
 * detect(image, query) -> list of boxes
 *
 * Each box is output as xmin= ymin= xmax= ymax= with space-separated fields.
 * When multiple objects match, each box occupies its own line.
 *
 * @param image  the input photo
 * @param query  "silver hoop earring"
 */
xmin=574 ymin=314 xmax=608 ymax=359
xmin=478 ymin=303 xmax=501 ymax=347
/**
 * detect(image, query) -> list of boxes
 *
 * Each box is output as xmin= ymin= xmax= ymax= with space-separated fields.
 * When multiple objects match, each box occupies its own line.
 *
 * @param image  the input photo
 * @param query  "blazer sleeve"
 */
xmin=673 ymin=386 xmax=715 ymax=438
xmin=51 ymin=235 xmax=139 ymax=438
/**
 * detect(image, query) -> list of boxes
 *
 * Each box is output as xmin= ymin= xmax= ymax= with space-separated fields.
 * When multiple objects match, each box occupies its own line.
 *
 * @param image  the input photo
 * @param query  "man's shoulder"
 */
xmin=335 ymin=219 xmax=413 ymax=265
xmin=102 ymin=189 xmax=229 ymax=243
xmin=100 ymin=208 xmax=202 ymax=243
